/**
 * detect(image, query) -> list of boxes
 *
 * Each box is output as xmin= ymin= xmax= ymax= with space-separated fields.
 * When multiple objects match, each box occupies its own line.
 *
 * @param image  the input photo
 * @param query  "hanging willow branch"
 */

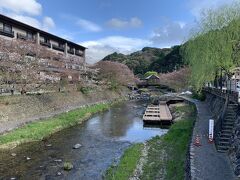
xmin=181 ymin=2 xmax=240 ymax=91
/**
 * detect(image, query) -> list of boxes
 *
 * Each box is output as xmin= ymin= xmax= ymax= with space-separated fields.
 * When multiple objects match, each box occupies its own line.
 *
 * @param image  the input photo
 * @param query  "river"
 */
xmin=0 ymin=100 xmax=168 ymax=180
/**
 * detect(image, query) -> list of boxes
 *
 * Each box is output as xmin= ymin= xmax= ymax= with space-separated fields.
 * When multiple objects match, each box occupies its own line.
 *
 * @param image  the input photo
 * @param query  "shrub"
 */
xmin=144 ymin=71 xmax=158 ymax=78
xmin=192 ymin=91 xmax=206 ymax=101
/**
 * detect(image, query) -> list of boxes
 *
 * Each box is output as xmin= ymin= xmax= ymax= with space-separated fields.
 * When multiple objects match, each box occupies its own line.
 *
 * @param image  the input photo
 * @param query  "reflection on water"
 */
xmin=143 ymin=123 xmax=171 ymax=130
xmin=0 ymin=100 xmax=168 ymax=180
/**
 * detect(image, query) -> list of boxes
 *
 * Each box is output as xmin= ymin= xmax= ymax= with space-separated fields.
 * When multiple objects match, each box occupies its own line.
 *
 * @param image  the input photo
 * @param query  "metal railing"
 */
xmin=214 ymin=96 xmax=229 ymax=144
xmin=204 ymin=87 xmax=239 ymax=104
xmin=68 ymin=49 xmax=74 ymax=54
xmin=204 ymin=87 xmax=238 ymax=145
xmin=40 ymin=41 xmax=51 ymax=48
xmin=16 ymin=33 xmax=35 ymax=42
xmin=52 ymin=44 xmax=64 ymax=52
xmin=75 ymin=50 xmax=83 ymax=56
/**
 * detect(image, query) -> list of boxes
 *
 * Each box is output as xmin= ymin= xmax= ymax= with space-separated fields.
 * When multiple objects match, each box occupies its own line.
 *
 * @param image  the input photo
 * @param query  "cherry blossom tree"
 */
xmin=158 ymin=67 xmax=190 ymax=91
xmin=94 ymin=61 xmax=135 ymax=88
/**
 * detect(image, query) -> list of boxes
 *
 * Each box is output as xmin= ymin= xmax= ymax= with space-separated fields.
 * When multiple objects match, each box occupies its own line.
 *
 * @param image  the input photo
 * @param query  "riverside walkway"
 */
xmin=182 ymin=96 xmax=235 ymax=180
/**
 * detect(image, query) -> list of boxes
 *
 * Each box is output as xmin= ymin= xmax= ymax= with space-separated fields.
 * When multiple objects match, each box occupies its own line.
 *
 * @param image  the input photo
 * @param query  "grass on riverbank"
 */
xmin=104 ymin=143 xmax=143 ymax=180
xmin=105 ymin=104 xmax=196 ymax=180
xmin=141 ymin=104 xmax=196 ymax=180
xmin=0 ymin=103 xmax=110 ymax=149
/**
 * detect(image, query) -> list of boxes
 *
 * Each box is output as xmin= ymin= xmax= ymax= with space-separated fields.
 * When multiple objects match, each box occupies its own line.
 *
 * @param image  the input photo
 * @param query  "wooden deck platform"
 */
xmin=143 ymin=101 xmax=172 ymax=124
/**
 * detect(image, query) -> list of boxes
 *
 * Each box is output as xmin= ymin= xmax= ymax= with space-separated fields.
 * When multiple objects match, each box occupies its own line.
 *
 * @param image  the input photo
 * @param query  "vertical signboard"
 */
xmin=209 ymin=119 xmax=214 ymax=142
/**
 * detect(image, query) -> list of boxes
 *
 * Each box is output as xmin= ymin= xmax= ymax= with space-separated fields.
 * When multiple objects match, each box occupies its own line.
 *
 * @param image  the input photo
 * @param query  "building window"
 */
xmin=43 ymin=37 xmax=49 ymax=43
xmin=3 ymin=24 xmax=12 ymax=33
xmin=27 ymin=32 xmax=33 ymax=40
xmin=59 ymin=44 xmax=64 ymax=48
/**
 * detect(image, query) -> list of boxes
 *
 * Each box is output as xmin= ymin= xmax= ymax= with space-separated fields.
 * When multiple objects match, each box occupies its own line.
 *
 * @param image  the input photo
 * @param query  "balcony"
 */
xmin=17 ymin=33 xmax=35 ymax=42
xmin=52 ymin=44 xmax=65 ymax=52
xmin=0 ymin=28 xmax=14 ymax=38
xmin=75 ymin=50 xmax=83 ymax=57
xmin=68 ymin=49 xmax=74 ymax=54
xmin=40 ymin=40 xmax=51 ymax=48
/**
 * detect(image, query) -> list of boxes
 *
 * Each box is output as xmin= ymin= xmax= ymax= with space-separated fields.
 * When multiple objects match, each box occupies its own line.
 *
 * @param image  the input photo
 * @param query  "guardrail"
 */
xmin=214 ymin=95 xmax=229 ymax=145
xmin=204 ymin=87 xmax=238 ymax=145
xmin=204 ymin=87 xmax=239 ymax=104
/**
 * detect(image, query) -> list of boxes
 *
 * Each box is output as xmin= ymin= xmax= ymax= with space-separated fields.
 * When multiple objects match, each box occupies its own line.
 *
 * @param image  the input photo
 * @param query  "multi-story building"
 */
xmin=0 ymin=14 xmax=98 ymax=93
xmin=0 ymin=14 xmax=86 ymax=60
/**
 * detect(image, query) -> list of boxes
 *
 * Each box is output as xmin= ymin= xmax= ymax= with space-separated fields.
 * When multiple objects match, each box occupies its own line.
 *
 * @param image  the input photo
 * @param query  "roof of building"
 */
xmin=0 ymin=14 xmax=86 ymax=50
xmin=145 ymin=74 xmax=160 ymax=80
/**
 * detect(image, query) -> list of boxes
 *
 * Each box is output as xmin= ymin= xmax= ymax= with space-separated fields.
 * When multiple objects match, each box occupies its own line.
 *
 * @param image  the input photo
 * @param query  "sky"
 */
xmin=0 ymin=0 xmax=237 ymax=63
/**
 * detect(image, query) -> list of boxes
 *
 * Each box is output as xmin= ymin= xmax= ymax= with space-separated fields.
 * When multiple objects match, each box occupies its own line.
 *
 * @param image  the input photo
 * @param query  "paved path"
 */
xmin=181 ymin=97 xmax=236 ymax=180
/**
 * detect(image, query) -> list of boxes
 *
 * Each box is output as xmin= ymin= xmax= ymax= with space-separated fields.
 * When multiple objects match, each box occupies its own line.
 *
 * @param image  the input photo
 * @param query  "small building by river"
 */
xmin=145 ymin=74 xmax=160 ymax=86
xmin=138 ymin=74 xmax=160 ymax=87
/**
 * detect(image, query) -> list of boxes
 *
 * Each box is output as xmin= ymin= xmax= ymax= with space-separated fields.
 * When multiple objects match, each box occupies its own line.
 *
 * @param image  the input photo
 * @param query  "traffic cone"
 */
xmin=208 ymin=133 xmax=213 ymax=143
xmin=194 ymin=135 xmax=201 ymax=147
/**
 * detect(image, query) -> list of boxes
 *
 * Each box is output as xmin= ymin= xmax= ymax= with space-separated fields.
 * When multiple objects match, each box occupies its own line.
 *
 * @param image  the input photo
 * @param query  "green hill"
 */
xmin=102 ymin=46 xmax=184 ymax=76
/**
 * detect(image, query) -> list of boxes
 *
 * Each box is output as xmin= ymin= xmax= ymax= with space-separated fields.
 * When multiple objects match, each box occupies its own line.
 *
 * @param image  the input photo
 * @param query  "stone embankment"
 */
xmin=0 ymin=88 xmax=129 ymax=134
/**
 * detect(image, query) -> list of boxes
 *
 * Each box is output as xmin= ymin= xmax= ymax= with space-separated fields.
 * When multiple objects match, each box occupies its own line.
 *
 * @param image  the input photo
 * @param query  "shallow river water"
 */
xmin=0 ymin=100 xmax=168 ymax=180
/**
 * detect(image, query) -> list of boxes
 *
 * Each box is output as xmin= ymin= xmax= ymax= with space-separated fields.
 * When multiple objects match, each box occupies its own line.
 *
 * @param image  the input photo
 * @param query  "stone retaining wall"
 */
xmin=0 ymin=87 xmax=129 ymax=134
xmin=205 ymin=92 xmax=226 ymax=120
xmin=229 ymin=107 xmax=240 ymax=176
xmin=205 ymin=92 xmax=240 ymax=177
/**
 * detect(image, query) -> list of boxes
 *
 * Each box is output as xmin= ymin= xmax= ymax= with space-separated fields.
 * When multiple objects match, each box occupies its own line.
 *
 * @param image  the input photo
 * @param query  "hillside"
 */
xmin=102 ymin=46 xmax=184 ymax=76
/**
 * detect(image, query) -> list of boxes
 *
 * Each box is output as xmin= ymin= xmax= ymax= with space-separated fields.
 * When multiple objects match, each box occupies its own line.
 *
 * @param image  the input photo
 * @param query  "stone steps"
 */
xmin=220 ymin=133 xmax=232 ymax=138
xmin=224 ymin=118 xmax=235 ymax=122
xmin=223 ymin=122 xmax=234 ymax=126
xmin=218 ymin=141 xmax=230 ymax=145
xmin=216 ymin=103 xmax=238 ymax=153
xmin=221 ymin=129 xmax=233 ymax=133
xmin=219 ymin=137 xmax=231 ymax=141
xmin=221 ymin=126 xmax=234 ymax=130
xmin=222 ymin=125 xmax=234 ymax=130
xmin=217 ymin=145 xmax=229 ymax=153
xmin=224 ymin=114 xmax=236 ymax=119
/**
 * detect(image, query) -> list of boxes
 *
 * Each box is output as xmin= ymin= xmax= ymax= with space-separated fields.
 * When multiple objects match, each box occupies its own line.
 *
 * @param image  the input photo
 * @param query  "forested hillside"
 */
xmin=102 ymin=46 xmax=184 ymax=76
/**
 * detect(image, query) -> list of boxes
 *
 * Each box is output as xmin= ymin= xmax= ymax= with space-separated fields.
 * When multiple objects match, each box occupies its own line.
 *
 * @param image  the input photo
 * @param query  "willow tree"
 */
xmin=182 ymin=1 xmax=240 ymax=91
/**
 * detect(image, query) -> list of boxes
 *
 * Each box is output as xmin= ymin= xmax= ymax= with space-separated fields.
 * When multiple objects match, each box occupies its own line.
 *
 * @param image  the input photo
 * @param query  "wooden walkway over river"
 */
xmin=143 ymin=101 xmax=173 ymax=124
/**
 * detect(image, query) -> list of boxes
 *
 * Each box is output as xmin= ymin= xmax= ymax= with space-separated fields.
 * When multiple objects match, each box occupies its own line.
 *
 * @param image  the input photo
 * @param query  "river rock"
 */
xmin=57 ymin=171 xmax=62 ymax=176
xmin=73 ymin=143 xmax=82 ymax=149
xmin=63 ymin=162 xmax=73 ymax=171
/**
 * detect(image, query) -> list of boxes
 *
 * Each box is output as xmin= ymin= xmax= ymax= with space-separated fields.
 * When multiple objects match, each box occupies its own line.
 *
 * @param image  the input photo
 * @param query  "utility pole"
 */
xmin=220 ymin=68 xmax=223 ymax=90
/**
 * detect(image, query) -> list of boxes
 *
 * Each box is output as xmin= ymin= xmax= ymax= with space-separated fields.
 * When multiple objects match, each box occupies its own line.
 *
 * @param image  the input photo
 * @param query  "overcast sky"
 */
xmin=0 ymin=0 xmax=237 ymax=63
